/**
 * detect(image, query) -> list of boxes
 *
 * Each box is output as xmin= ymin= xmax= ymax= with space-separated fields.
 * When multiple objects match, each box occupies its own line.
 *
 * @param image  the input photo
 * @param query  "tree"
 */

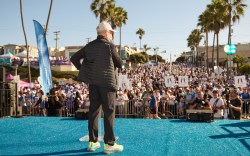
xmin=220 ymin=0 xmax=247 ymax=79
xmin=233 ymin=55 xmax=246 ymax=70
xmin=187 ymin=29 xmax=203 ymax=66
xmin=143 ymin=44 xmax=151 ymax=61
xmin=109 ymin=6 xmax=128 ymax=56
xmin=44 ymin=0 xmax=54 ymax=35
xmin=197 ymin=10 xmax=213 ymax=69
xmin=153 ymin=47 xmax=159 ymax=62
xmin=90 ymin=0 xmax=116 ymax=22
xmin=220 ymin=0 xmax=247 ymax=44
xmin=128 ymin=53 xmax=147 ymax=64
xmin=19 ymin=0 xmax=54 ymax=83
xmin=176 ymin=56 xmax=187 ymax=63
xmin=90 ymin=1 xmax=128 ymax=57
xmin=239 ymin=64 xmax=250 ymax=75
xmin=207 ymin=0 xmax=226 ymax=67
xmin=136 ymin=28 xmax=145 ymax=49
xmin=20 ymin=0 xmax=31 ymax=83
xmin=143 ymin=44 xmax=151 ymax=53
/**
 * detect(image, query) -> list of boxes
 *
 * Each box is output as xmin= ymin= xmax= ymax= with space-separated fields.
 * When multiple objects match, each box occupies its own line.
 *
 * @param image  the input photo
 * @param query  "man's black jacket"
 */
xmin=70 ymin=35 xmax=123 ymax=91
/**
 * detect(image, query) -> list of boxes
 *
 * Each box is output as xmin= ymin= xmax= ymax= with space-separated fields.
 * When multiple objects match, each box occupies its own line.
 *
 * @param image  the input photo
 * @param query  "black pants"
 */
xmin=242 ymin=101 xmax=249 ymax=114
xmin=88 ymin=85 xmax=116 ymax=145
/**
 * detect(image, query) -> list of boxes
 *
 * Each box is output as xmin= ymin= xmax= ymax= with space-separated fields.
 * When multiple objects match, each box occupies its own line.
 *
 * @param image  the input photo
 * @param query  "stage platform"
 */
xmin=0 ymin=117 xmax=249 ymax=155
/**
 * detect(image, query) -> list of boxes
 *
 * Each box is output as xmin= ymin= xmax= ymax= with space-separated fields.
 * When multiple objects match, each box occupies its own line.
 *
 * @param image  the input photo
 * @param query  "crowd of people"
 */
xmin=17 ymin=63 xmax=250 ymax=120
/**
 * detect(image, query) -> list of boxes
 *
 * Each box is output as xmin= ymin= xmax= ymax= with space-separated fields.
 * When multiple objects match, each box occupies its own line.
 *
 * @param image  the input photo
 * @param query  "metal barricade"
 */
xmin=241 ymin=99 xmax=250 ymax=119
xmin=23 ymin=97 xmax=37 ymax=116
xmin=158 ymin=100 xmax=177 ymax=119
xmin=115 ymin=99 xmax=179 ymax=119
xmin=66 ymin=98 xmax=76 ymax=117
xmin=115 ymin=100 xmax=141 ymax=118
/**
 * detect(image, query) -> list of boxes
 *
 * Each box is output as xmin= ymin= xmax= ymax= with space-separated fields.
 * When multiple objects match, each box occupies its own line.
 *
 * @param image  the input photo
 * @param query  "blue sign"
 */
xmin=224 ymin=44 xmax=236 ymax=55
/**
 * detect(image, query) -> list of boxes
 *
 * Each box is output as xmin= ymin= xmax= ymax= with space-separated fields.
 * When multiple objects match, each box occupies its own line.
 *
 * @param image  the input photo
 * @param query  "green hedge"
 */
xmin=239 ymin=64 xmax=250 ymax=75
xmin=52 ymin=71 xmax=79 ymax=80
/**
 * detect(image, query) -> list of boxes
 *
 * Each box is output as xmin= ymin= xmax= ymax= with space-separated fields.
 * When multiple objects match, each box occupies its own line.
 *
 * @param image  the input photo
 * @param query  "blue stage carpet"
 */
xmin=0 ymin=117 xmax=249 ymax=156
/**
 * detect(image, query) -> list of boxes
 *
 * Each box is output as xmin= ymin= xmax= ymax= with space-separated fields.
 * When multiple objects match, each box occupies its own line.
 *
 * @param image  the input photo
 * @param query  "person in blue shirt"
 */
xmin=148 ymin=90 xmax=161 ymax=119
xmin=239 ymin=88 xmax=250 ymax=115
xmin=240 ymin=88 xmax=250 ymax=99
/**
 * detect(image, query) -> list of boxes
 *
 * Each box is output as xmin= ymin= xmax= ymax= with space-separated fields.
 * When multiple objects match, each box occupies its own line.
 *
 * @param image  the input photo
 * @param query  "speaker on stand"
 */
xmin=10 ymin=82 xmax=23 ymax=118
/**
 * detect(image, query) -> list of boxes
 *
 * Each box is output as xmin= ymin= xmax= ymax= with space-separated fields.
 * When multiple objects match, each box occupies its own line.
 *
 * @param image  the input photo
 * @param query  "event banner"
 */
xmin=178 ymin=76 xmax=189 ymax=87
xmin=234 ymin=75 xmax=247 ymax=88
xmin=33 ymin=20 xmax=53 ymax=95
xmin=164 ymin=76 xmax=175 ymax=87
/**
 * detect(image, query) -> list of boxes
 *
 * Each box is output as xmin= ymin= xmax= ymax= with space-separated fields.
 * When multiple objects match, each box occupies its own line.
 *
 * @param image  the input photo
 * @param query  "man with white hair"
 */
xmin=70 ymin=21 xmax=123 ymax=154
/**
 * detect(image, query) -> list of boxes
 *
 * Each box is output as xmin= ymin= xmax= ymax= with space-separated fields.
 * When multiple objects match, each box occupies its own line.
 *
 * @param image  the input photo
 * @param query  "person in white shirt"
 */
xmin=133 ymin=91 xmax=143 ymax=107
xmin=154 ymin=89 xmax=161 ymax=103
xmin=116 ymin=90 xmax=125 ymax=106
xmin=166 ymin=90 xmax=176 ymax=115
xmin=210 ymin=89 xmax=225 ymax=118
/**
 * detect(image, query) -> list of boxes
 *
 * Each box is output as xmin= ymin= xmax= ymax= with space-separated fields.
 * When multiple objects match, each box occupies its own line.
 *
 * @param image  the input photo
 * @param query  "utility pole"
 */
xmin=54 ymin=31 xmax=60 ymax=54
xmin=227 ymin=0 xmax=232 ymax=81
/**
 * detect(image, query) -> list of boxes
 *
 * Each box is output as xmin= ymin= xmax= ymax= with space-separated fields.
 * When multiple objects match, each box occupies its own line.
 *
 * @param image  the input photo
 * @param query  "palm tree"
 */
xmin=136 ymin=28 xmax=145 ymax=49
xmin=221 ymin=0 xmax=247 ymax=78
xmin=44 ymin=0 xmax=54 ymax=35
xmin=90 ymin=1 xmax=128 ymax=59
xmin=207 ymin=0 xmax=226 ymax=66
xmin=221 ymin=0 xmax=247 ymax=44
xmin=153 ymin=47 xmax=159 ymax=63
xmin=143 ymin=44 xmax=151 ymax=61
xmin=90 ymin=0 xmax=115 ymax=22
xmin=108 ymin=6 xmax=128 ymax=56
xmin=187 ymin=32 xmax=195 ymax=65
xmin=20 ymin=0 xmax=31 ymax=83
xmin=197 ymin=10 xmax=213 ymax=69
xmin=187 ymin=29 xmax=203 ymax=67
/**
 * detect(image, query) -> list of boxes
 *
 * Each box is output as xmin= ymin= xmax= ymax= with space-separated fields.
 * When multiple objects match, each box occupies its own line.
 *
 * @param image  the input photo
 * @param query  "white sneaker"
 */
xmin=87 ymin=142 xmax=101 ymax=152
xmin=104 ymin=143 xmax=123 ymax=154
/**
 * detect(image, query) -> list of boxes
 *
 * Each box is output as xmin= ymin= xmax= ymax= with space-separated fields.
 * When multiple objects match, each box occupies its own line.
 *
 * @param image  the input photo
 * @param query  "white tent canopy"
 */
xmin=0 ymin=52 xmax=13 ymax=58
xmin=143 ymin=61 xmax=157 ymax=66
xmin=15 ymin=50 xmax=34 ymax=58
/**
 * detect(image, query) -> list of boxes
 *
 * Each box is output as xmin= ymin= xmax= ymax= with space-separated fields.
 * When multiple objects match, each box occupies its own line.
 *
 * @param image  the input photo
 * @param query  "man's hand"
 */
xmin=55 ymin=96 xmax=59 ymax=101
xmin=228 ymin=104 xmax=234 ymax=109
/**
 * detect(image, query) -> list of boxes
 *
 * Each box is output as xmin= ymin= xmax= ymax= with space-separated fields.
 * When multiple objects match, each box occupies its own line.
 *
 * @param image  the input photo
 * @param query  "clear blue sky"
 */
xmin=0 ymin=0 xmax=249 ymax=60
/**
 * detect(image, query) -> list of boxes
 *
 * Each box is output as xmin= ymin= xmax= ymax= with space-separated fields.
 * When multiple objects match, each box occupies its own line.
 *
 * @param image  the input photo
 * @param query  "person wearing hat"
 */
xmin=210 ymin=89 xmax=225 ymax=119
xmin=70 ymin=21 xmax=123 ymax=154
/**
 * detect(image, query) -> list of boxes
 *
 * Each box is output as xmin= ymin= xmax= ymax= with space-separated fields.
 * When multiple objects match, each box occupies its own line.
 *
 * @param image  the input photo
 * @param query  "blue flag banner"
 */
xmin=33 ymin=20 xmax=53 ymax=95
